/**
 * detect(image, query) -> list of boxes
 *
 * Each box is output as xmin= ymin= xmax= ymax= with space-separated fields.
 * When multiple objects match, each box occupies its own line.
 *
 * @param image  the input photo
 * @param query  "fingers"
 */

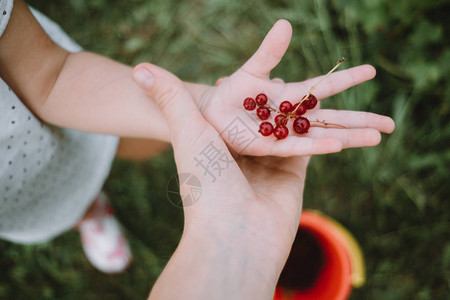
xmin=271 ymin=77 xmax=285 ymax=84
xmin=284 ymin=65 xmax=376 ymax=100
xmin=248 ymin=137 xmax=343 ymax=157
xmin=253 ymin=127 xmax=382 ymax=156
xmin=303 ymin=127 xmax=382 ymax=148
xmin=248 ymin=127 xmax=382 ymax=157
xmin=309 ymin=109 xmax=396 ymax=133
xmin=274 ymin=137 xmax=343 ymax=156
xmin=240 ymin=19 xmax=292 ymax=78
xmin=215 ymin=76 xmax=228 ymax=86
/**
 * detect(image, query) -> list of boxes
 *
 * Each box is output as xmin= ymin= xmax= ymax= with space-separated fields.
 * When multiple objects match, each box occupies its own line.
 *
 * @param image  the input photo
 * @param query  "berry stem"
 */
xmin=307 ymin=58 xmax=345 ymax=95
xmin=267 ymin=106 xmax=281 ymax=113
xmin=311 ymin=119 xmax=347 ymax=129
xmin=290 ymin=57 xmax=345 ymax=116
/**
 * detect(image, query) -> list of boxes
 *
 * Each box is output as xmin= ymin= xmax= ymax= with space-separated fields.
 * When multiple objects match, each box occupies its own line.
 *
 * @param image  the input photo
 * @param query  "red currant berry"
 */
xmin=259 ymin=122 xmax=274 ymax=136
xmin=255 ymin=93 xmax=268 ymax=106
xmin=292 ymin=102 xmax=307 ymax=116
xmin=274 ymin=114 xmax=288 ymax=126
xmin=256 ymin=106 xmax=271 ymax=120
xmin=293 ymin=117 xmax=310 ymax=134
xmin=243 ymin=97 xmax=256 ymax=111
xmin=274 ymin=125 xmax=289 ymax=140
xmin=302 ymin=94 xmax=318 ymax=110
xmin=279 ymin=101 xmax=293 ymax=114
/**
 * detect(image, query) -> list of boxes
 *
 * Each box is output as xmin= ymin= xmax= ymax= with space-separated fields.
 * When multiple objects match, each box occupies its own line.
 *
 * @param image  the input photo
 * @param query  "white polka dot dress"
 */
xmin=0 ymin=1 xmax=119 ymax=244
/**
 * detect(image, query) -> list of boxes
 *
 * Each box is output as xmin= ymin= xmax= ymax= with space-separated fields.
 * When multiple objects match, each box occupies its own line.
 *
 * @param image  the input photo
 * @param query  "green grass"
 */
xmin=1 ymin=0 xmax=449 ymax=299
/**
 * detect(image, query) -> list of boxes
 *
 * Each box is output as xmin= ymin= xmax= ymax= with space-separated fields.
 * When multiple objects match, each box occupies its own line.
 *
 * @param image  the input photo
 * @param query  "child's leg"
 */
xmin=74 ymin=194 xmax=103 ymax=227
xmin=115 ymin=137 xmax=170 ymax=161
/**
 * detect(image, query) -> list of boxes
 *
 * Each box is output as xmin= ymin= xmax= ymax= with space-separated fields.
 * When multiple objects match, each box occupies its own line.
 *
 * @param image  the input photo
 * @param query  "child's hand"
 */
xmin=184 ymin=20 xmax=396 ymax=156
xmin=204 ymin=20 xmax=394 ymax=156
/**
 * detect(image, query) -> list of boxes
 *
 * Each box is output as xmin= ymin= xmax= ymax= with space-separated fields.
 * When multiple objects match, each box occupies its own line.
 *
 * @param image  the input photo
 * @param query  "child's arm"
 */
xmin=0 ymin=0 xmax=208 ymax=141
xmin=1 ymin=1 xmax=394 ymax=156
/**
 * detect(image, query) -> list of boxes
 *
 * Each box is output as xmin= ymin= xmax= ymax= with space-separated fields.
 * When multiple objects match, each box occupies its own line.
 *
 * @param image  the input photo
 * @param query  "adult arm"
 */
xmin=132 ymin=64 xmax=306 ymax=300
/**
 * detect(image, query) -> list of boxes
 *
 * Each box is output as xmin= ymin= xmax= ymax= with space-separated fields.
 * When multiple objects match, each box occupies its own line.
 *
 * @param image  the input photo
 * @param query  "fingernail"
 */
xmin=133 ymin=67 xmax=154 ymax=91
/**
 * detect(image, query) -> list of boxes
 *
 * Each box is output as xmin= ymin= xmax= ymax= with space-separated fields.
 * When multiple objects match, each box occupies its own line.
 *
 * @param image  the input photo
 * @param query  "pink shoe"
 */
xmin=78 ymin=193 xmax=132 ymax=273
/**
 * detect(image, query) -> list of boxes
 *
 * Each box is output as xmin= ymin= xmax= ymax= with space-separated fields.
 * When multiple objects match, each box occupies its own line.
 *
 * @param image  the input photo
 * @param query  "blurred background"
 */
xmin=1 ymin=0 xmax=449 ymax=299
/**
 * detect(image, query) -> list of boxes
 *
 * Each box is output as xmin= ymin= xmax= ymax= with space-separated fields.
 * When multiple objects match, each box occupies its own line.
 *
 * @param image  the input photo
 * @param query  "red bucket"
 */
xmin=274 ymin=210 xmax=365 ymax=300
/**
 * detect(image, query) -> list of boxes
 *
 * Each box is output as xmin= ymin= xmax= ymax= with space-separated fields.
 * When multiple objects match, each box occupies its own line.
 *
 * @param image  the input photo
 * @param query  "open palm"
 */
xmin=198 ymin=20 xmax=394 ymax=157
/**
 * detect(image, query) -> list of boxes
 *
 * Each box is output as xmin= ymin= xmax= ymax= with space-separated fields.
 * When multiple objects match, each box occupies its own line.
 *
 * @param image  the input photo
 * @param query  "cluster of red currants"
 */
xmin=243 ymin=93 xmax=318 ymax=140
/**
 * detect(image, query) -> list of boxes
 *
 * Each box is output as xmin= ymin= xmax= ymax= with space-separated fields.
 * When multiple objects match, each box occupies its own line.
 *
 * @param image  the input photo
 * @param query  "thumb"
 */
xmin=132 ymin=63 xmax=237 ymax=187
xmin=132 ymin=63 xmax=206 ymax=143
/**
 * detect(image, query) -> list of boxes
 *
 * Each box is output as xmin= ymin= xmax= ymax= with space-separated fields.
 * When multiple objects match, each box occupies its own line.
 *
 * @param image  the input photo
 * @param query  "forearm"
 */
xmin=40 ymin=51 xmax=169 ymax=140
xmin=149 ymin=220 xmax=284 ymax=300
xmin=43 ymin=52 xmax=212 ymax=141
xmin=0 ymin=0 xmax=210 ymax=142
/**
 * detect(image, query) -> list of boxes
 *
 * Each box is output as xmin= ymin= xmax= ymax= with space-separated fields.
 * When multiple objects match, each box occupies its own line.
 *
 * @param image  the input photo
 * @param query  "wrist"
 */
xmin=175 ymin=223 xmax=282 ymax=299
xmin=181 ymin=211 xmax=296 ymax=293
xmin=184 ymin=81 xmax=212 ymax=112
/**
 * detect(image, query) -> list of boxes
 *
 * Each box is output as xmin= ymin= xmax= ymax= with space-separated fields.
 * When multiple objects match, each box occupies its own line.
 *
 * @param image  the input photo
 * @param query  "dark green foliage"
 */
xmin=1 ymin=0 xmax=449 ymax=299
